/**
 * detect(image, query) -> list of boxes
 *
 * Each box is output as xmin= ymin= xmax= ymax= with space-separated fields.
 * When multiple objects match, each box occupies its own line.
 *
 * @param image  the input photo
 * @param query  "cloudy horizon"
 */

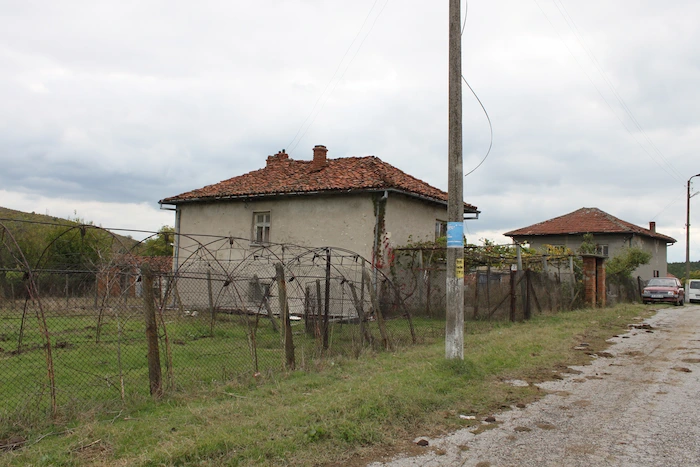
xmin=2 ymin=0 xmax=699 ymax=262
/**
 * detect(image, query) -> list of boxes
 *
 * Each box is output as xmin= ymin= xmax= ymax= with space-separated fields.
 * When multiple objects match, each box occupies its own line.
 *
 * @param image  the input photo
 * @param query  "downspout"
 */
xmin=373 ymin=190 xmax=389 ymax=292
xmin=173 ymin=207 xmax=181 ymax=274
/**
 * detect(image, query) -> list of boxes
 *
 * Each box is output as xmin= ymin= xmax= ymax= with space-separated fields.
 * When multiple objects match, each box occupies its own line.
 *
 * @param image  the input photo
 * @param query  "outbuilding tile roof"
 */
xmin=503 ymin=207 xmax=676 ymax=243
xmin=160 ymin=152 xmax=478 ymax=212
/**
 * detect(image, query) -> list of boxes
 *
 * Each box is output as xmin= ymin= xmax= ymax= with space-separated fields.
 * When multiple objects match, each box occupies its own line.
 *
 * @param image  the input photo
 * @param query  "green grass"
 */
xmin=0 ymin=303 xmax=653 ymax=466
xmin=0 ymin=304 xmax=427 ymax=425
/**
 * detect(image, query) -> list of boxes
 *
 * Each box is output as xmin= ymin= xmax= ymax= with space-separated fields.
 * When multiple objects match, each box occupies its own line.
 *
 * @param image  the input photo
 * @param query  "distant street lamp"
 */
xmin=686 ymin=173 xmax=700 ymax=287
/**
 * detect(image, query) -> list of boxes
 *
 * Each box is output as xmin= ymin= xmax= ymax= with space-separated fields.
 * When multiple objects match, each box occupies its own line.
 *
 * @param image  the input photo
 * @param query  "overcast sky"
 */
xmin=1 ymin=0 xmax=699 ymax=262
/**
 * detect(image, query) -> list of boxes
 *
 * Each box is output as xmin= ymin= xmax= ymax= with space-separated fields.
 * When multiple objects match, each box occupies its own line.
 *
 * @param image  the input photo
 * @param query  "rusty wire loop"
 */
xmin=0 ymin=219 xmax=641 ymax=422
xmin=0 ymin=220 xmax=415 ymax=421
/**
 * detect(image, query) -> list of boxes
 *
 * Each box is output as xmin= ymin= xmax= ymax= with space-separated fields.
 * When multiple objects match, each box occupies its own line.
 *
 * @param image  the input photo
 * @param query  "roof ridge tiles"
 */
xmin=159 ymin=150 xmax=478 ymax=212
xmin=503 ymin=207 xmax=676 ymax=243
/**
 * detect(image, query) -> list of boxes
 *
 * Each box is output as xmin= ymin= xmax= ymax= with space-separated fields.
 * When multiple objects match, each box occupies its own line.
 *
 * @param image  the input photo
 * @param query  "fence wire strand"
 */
xmin=0 ymin=220 xmax=642 ymax=422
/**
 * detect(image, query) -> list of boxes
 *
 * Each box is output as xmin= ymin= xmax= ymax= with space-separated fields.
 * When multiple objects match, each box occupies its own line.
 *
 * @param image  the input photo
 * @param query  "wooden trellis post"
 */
xmin=347 ymin=281 xmax=373 ymax=345
xmin=142 ymin=264 xmax=162 ymax=398
xmin=275 ymin=263 xmax=295 ymax=370
xmin=362 ymin=268 xmax=391 ymax=350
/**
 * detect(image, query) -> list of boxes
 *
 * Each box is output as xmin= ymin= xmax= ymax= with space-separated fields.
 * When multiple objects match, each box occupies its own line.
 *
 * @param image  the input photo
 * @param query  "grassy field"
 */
xmin=0 ymin=301 xmax=430 ymax=425
xmin=0 ymin=303 xmax=653 ymax=466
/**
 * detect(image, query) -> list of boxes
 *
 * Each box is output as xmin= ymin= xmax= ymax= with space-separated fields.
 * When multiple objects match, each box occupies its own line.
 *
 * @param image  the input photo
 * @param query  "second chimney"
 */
xmin=312 ymin=145 xmax=328 ymax=170
xmin=649 ymin=221 xmax=656 ymax=232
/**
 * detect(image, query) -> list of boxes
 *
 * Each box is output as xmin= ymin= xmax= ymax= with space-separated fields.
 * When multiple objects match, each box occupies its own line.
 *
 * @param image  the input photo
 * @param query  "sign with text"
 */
xmin=446 ymin=222 xmax=464 ymax=248
xmin=455 ymin=258 xmax=464 ymax=279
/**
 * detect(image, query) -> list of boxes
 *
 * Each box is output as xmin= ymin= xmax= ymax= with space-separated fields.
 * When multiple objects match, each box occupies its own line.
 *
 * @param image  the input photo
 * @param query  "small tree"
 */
xmin=139 ymin=226 xmax=175 ymax=257
xmin=606 ymin=247 xmax=652 ymax=283
xmin=578 ymin=233 xmax=597 ymax=254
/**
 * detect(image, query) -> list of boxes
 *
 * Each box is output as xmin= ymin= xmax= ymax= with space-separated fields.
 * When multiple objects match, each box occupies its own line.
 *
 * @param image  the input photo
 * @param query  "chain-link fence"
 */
xmin=0 ymin=221 xmax=422 ymax=423
xmin=1 ymin=219 xmax=646 ymax=424
xmin=391 ymin=245 xmax=642 ymax=320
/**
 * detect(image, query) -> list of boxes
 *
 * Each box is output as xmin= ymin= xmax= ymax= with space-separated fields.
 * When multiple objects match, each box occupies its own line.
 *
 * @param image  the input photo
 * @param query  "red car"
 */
xmin=642 ymin=277 xmax=685 ymax=306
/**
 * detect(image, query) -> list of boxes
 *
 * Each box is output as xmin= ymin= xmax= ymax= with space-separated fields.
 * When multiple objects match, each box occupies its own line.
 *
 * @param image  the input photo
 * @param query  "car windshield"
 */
xmin=690 ymin=281 xmax=700 ymax=290
xmin=647 ymin=279 xmax=675 ymax=287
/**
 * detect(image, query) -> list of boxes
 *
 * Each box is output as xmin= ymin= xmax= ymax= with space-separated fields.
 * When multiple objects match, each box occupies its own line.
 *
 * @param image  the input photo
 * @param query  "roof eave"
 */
xmin=506 ymin=231 xmax=676 ymax=244
xmin=160 ymin=188 xmax=479 ymax=213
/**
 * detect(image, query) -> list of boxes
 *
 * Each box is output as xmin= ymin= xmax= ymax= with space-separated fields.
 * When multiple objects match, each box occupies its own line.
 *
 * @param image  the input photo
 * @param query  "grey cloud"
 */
xmin=1 ymin=0 xmax=699 ymax=263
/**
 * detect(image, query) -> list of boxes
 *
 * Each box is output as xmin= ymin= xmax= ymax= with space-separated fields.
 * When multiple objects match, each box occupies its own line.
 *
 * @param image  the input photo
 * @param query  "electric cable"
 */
xmin=462 ymin=75 xmax=493 ymax=177
xmin=532 ymin=0 xmax=685 ymax=187
xmin=287 ymin=0 xmax=390 ymax=154
xmin=650 ymin=190 xmax=686 ymax=222
xmin=461 ymin=0 xmax=493 ymax=177
xmin=551 ymin=0 xmax=685 ymax=184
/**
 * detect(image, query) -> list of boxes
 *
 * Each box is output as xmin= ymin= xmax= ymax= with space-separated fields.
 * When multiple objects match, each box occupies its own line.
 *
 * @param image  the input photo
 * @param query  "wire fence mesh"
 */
xmin=0 ymin=220 xmax=423 ymax=423
xmin=392 ymin=245 xmax=643 ymax=320
xmin=0 ymin=219 xmax=644 ymax=424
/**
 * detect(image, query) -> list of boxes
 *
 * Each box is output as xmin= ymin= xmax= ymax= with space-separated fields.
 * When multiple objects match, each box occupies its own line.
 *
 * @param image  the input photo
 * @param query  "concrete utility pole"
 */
xmin=686 ymin=173 xmax=700 ymax=287
xmin=445 ymin=0 xmax=464 ymax=360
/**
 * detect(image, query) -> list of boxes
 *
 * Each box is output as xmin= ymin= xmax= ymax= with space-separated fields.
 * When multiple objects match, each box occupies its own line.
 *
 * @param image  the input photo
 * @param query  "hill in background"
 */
xmin=0 ymin=206 xmax=145 ymax=266
xmin=0 ymin=206 xmax=76 ymax=225
xmin=0 ymin=206 xmax=170 ymax=264
xmin=668 ymin=261 xmax=700 ymax=280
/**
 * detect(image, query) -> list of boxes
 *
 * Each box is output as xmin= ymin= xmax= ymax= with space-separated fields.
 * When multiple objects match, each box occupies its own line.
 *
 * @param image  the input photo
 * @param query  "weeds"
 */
xmin=0 ymin=304 xmax=651 ymax=467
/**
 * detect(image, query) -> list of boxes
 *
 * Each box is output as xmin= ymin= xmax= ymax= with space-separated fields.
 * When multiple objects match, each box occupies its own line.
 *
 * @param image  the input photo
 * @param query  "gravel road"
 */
xmin=368 ymin=304 xmax=700 ymax=467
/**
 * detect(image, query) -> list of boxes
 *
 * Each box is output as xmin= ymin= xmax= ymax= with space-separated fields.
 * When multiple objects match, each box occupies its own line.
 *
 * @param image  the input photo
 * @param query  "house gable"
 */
xmin=504 ymin=207 xmax=676 ymax=244
xmin=160 ymin=146 xmax=478 ymax=215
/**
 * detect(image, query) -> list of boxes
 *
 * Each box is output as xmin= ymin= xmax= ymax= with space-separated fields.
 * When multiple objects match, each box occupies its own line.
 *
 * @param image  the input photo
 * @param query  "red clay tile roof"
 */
xmin=160 ymin=152 xmax=478 ymax=212
xmin=504 ymin=207 xmax=676 ymax=243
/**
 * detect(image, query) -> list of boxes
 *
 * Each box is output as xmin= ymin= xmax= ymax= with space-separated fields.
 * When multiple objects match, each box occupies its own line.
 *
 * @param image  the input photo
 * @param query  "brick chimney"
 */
xmin=266 ymin=149 xmax=289 ymax=166
xmin=649 ymin=221 xmax=656 ymax=232
xmin=311 ymin=145 xmax=328 ymax=170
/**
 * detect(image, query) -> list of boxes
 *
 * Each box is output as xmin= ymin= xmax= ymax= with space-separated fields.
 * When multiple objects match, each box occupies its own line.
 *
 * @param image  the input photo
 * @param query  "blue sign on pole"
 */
xmin=446 ymin=222 xmax=463 ymax=248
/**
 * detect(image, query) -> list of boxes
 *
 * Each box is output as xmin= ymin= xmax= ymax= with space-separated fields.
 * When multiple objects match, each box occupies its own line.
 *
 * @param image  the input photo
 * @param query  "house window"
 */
xmin=653 ymin=270 xmax=660 ymax=278
xmin=253 ymin=212 xmax=270 ymax=243
xmin=435 ymin=220 xmax=447 ymax=240
xmin=596 ymin=244 xmax=609 ymax=256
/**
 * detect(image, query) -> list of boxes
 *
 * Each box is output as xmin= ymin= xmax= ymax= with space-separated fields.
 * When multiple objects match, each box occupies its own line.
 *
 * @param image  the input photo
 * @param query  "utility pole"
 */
xmin=686 ymin=173 xmax=700 ymax=287
xmin=445 ymin=0 xmax=464 ymax=360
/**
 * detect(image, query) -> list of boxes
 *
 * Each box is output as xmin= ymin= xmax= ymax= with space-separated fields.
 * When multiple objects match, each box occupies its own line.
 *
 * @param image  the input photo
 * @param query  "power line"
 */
xmin=287 ymin=0 xmax=390 ymax=154
xmin=650 ymin=189 xmax=686 ymax=222
xmin=531 ymin=0 xmax=685 ymax=187
xmin=462 ymin=75 xmax=493 ymax=177
xmin=550 ymin=0 xmax=685 ymax=184
xmin=460 ymin=0 xmax=493 ymax=177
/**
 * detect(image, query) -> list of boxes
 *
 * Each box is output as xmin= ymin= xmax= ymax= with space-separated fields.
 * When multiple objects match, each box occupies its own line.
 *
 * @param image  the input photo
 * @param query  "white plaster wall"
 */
xmin=176 ymin=193 xmax=377 ymax=261
xmin=383 ymin=193 xmax=448 ymax=247
xmin=634 ymin=236 xmax=669 ymax=279
xmin=170 ymin=192 xmax=455 ymax=310
xmin=515 ymin=233 xmax=670 ymax=281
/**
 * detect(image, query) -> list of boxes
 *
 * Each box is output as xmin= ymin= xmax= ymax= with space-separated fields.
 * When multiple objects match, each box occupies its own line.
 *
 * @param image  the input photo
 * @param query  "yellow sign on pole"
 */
xmin=455 ymin=258 xmax=464 ymax=279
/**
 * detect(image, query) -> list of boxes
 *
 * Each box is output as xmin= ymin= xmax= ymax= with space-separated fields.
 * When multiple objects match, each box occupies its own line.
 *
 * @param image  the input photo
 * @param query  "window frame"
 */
xmin=252 ymin=211 xmax=271 ymax=244
xmin=435 ymin=220 xmax=447 ymax=240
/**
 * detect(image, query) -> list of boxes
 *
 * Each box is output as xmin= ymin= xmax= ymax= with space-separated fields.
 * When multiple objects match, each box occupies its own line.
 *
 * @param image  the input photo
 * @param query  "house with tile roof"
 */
xmin=503 ymin=207 xmax=676 ymax=280
xmin=160 ymin=145 xmax=479 ymax=268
